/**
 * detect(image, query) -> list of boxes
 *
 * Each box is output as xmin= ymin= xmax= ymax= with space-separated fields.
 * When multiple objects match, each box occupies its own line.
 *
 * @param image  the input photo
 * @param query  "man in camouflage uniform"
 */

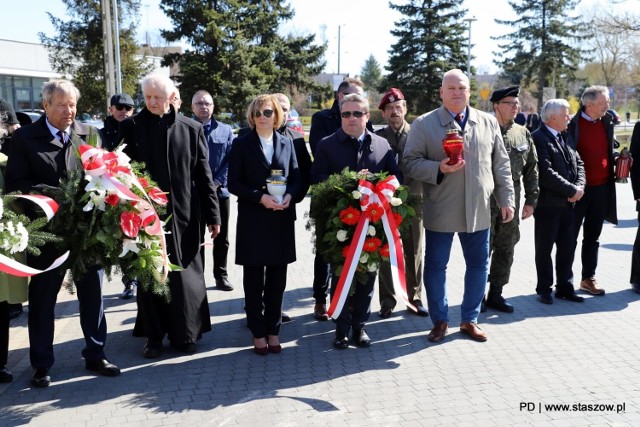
xmin=376 ymin=88 xmax=428 ymax=318
xmin=485 ymin=86 xmax=539 ymax=313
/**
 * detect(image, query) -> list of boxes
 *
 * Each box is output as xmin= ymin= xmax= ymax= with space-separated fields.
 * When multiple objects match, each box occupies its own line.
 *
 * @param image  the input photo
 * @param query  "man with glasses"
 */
xmin=375 ymin=88 xmax=428 ymax=319
xmin=101 ymin=93 xmax=135 ymax=151
xmin=311 ymin=93 xmax=400 ymax=349
xmin=403 ymin=69 xmax=514 ymax=343
xmin=309 ymin=78 xmax=372 ymax=321
xmin=484 ymin=86 xmax=538 ymax=313
xmin=100 ymin=93 xmax=137 ymax=299
xmin=192 ymin=90 xmax=234 ymax=292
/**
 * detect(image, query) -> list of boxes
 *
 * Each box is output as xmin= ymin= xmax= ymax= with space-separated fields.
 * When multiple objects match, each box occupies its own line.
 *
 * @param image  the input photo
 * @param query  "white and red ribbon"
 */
xmin=327 ymin=175 xmax=415 ymax=318
xmin=0 ymin=195 xmax=70 ymax=277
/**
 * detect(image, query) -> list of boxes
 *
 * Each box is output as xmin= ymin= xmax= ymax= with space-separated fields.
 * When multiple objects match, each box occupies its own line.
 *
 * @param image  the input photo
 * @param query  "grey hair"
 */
xmin=581 ymin=85 xmax=608 ymax=105
xmin=42 ymin=79 xmax=81 ymax=105
xmin=141 ymin=73 xmax=176 ymax=97
xmin=340 ymin=93 xmax=369 ymax=113
xmin=540 ymin=99 xmax=570 ymax=123
xmin=191 ymin=90 xmax=213 ymax=104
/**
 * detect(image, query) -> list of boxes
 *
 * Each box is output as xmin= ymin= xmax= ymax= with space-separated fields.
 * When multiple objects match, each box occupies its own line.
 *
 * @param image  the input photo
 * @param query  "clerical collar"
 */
xmin=580 ymin=111 xmax=600 ymax=123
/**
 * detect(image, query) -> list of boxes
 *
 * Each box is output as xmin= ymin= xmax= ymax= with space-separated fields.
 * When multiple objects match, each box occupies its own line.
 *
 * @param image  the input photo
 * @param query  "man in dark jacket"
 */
xmin=311 ymin=93 xmax=400 ymax=350
xmin=100 ymin=93 xmax=134 ymax=151
xmin=119 ymin=74 xmax=221 ymax=358
xmin=6 ymin=79 xmax=120 ymax=388
xmin=629 ymin=121 xmax=640 ymax=293
xmin=532 ymin=99 xmax=586 ymax=305
xmin=566 ymin=86 xmax=617 ymax=296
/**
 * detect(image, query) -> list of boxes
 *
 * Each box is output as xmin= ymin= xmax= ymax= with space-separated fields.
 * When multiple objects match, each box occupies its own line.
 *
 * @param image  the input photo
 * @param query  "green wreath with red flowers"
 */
xmin=306 ymin=169 xmax=419 ymax=286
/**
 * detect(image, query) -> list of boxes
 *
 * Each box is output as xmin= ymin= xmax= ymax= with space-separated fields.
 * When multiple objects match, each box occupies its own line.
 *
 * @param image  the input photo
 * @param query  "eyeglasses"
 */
xmin=341 ymin=111 xmax=366 ymax=119
xmin=498 ymin=101 xmax=520 ymax=107
xmin=194 ymin=102 xmax=213 ymax=107
xmin=115 ymin=104 xmax=133 ymax=111
xmin=254 ymin=109 xmax=274 ymax=118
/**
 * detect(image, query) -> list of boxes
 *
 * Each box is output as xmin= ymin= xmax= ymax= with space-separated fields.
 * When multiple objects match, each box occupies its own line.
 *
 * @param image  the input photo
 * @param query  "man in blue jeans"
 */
xmin=403 ymin=69 xmax=514 ymax=343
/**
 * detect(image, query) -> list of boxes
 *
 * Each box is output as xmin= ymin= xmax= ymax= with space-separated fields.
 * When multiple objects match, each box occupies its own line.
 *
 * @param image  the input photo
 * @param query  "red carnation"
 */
xmin=339 ymin=206 xmax=361 ymax=225
xmin=379 ymin=244 xmax=390 ymax=258
xmin=366 ymin=203 xmax=384 ymax=222
xmin=362 ymin=237 xmax=382 ymax=253
xmin=105 ymin=193 xmax=120 ymax=207
xmin=120 ymin=211 xmax=142 ymax=238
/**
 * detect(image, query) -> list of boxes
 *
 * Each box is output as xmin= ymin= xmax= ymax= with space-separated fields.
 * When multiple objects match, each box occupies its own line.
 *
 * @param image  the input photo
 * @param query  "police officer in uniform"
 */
xmin=485 ymin=86 xmax=539 ymax=313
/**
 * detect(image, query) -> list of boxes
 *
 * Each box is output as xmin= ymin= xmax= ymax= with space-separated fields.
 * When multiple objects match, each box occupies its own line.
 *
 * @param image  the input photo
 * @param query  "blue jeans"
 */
xmin=424 ymin=229 xmax=489 ymax=324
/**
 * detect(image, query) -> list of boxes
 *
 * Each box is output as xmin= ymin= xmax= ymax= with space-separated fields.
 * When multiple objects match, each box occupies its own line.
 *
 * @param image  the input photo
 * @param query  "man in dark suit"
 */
xmin=566 ymin=86 xmax=617 ymax=296
xmin=120 ymin=74 xmax=221 ymax=358
xmin=311 ymin=93 xmax=401 ymax=349
xmin=375 ymin=88 xmax=428 ymax=319
xmin=308 ymin=78 xmax=372 ymax=321
xmin=191 ymin=90 xmax=235 ymax=292
xmin=5 ymin=79 xmax=120 ymax=388
xmin=629 ymin=121 xmax=640 ymax=293
xmin=531 ymin=99 xmax=586 ymax=305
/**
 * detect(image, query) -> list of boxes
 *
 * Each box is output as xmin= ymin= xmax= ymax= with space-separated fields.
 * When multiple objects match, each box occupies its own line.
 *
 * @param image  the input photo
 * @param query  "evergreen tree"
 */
xmin=160 ymin=0 xmax=326 ymax=120
xmin=360 ymin=54 xmax=382 ymax=92
xmin=493 ymin=0 xmax=587 ymax=107
xmin=382 ymin=0 xmax=467 ymax=114
xmin=39 ymin=0 xmax=148 ymax=115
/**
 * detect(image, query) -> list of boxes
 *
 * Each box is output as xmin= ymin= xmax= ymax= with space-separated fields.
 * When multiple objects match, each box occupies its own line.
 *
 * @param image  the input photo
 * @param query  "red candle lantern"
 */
xmin=443 ymin=129 xmax=464 ymax=165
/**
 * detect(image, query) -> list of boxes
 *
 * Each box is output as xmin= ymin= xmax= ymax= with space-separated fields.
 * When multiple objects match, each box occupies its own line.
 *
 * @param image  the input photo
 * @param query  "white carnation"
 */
xmin=359 ymin=253 xmax=369 ymax=263
xmin=390 ymin=197 xmax=403 ymax=206
xmin=352 ymin=190 xmax=362 ymax=199
xmin=367 ymin=225 xmax=376 ymax=236
xmin=368 ymin=262 xmax=378 ymax=272
xmin=336 ymin=230 xmax=348 ymax=242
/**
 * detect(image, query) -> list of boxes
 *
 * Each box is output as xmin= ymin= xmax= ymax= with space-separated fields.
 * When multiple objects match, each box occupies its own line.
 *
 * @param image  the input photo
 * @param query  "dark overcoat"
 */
xmin=119 ymin=107 xmax=220 ymax=343
xmin=228 ymin=129 xmax=304 ymax=266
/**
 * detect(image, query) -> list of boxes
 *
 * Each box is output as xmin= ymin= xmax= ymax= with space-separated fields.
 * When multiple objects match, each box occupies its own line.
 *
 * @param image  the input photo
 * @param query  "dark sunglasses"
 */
xmin=341 ymin=111 xmax=366 ymax=119
xmin=115 ymin=104 xmax=134 ymax=112
xmin=254 ymin=109 xmax=274 ymax=118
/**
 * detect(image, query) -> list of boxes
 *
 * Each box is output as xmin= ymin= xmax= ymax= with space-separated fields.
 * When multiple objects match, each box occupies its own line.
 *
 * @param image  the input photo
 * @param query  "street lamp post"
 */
xmin=463 ymin=17 xmax=477 ymax=78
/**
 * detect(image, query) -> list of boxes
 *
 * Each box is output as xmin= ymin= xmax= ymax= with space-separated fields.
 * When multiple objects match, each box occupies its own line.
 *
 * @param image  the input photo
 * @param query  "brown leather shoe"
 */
xmin=580 ymin=278 xmax=605 ymax=296
xmin=460 ymin=322 xmax=488 ymax=342
xmin=314 ymin=303 xmax=329 ymax=321
xmin=427 ymin=320 xmax=448 ymax=343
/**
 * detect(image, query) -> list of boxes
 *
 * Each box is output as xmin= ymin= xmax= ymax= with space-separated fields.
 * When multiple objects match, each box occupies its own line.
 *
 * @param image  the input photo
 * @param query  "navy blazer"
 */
xmin=311 ymin=128 xmax=401 ymax=184
xmin=531 ymin=125 xmax=585 ymax=208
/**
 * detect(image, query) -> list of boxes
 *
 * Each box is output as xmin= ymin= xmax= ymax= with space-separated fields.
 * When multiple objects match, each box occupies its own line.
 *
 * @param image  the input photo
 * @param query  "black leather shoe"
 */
xmin=86 ymin=358 xmax=121 ymax=376
xmin=120 ymin=280 xmax=137 ymax=299
xmin=537 ymin=293 xmax=553 ymax=305
xmin=486 ymin=296 xmax=514 ymax=313
xmin=143 ymin=339 xmax=163 ymax=358
xmin=281 ymin=312 xmax=292 ymax=323
xmin=378 ymin=307 xmax=393 ymax=319
xmin=8 ymin=304 xmax=23 ymax=320
xmin=409 ymin=302 xmax=429 ymax=317
xmin=172 ymin=340 xmax=197 ymax=354
xmin=31 ymin=368 xmax=51 ymax=388
xmin=555 ymin=291 xmax=584 ymax=302
xmin=333 ymin=335 xmax=349 ymax=350
xmin=215 ymin=278 xmax=234 ymax=291
xmin=354 ymin=329 xmax=371 ymax=348
xmin=0 ymin=367 xmax=13 ymax=383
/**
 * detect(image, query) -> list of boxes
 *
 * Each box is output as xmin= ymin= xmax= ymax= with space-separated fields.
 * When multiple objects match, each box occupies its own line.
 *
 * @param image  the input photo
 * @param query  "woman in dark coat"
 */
xmin=228 ymin=94 xmax=303 ymax=355
xmin=119 ymin=74 xmax=220 ymax=357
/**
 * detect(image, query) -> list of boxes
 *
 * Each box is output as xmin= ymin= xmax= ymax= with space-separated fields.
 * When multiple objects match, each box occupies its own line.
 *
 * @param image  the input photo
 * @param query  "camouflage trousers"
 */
xmin=489 ymin=205 xmax=521 ymax=289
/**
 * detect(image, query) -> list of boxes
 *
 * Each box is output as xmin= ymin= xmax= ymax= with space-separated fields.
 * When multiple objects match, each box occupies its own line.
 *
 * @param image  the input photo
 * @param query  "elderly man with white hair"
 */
xmin=531 ymin=99 xmax=586 ymax=305
xmin=119 ymin=73 xmax=221 ymax=358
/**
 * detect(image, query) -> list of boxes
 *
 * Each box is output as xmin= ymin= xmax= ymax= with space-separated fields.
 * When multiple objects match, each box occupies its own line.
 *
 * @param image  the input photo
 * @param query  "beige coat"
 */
xmin=403 ymin=106 xmax=514 ymax=233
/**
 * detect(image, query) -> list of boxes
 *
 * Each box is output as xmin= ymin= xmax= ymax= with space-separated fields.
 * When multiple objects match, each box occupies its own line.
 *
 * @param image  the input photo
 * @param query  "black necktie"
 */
xmin=57 ymin=130 xmax=67 ymax=146
xmin=203 ymin=123 xmax=211 ymax=136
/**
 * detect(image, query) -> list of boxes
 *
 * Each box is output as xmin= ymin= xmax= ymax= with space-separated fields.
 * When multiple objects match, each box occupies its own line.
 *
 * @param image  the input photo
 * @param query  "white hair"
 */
xmin=141 ymin=74 xmax=176 ymax=97
xmin=540 ymin=99 xmax=570 ymax=123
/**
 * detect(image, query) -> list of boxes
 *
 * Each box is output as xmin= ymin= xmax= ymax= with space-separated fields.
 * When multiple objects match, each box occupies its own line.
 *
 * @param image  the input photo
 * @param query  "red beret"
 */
xmin=378 ymin=88 xmax=405 ymax=110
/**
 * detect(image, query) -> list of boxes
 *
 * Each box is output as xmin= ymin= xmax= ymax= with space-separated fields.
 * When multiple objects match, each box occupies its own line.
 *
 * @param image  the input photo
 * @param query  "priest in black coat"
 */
xmin=119 ymin=74 xmax=221 ymax=357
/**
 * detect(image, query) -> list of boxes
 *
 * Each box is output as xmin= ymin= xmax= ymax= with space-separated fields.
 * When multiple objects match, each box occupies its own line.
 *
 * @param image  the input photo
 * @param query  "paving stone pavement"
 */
xmin=1 ymin=182 xmax=639 ymax=426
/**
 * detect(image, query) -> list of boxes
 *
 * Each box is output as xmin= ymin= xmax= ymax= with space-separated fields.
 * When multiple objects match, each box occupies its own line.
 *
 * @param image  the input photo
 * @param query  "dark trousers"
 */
xmin=534 ymin=205 xmax=577 ymax=295
xmin=243 ymin=265 xmax=287 ymax=338
xmin=0 ymin=301 xmax=8 ymax=367
xmin=312 ymin=253 xmax=330 ymax=304
xmin=574 ymin=183 xmax=610 ymax=280
xmin=331 ymin=272 xmax=375 ymax=337
xmin=213 ymin=197 xmax=230 ymax=280
xmin=28 ymin=265 xmax=106 ymax=369
xmin=631 ymin=210 xmax=640 ymax=285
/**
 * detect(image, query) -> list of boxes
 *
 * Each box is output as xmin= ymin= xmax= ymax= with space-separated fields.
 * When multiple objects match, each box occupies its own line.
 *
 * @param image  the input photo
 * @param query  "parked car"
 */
xmin=17 ymin=109 xmax=44 ymax=125
xmin=608 ymin=109 xmax=621 ymax=125
xmin=286 ymin=108 xmax=304 ymax=134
